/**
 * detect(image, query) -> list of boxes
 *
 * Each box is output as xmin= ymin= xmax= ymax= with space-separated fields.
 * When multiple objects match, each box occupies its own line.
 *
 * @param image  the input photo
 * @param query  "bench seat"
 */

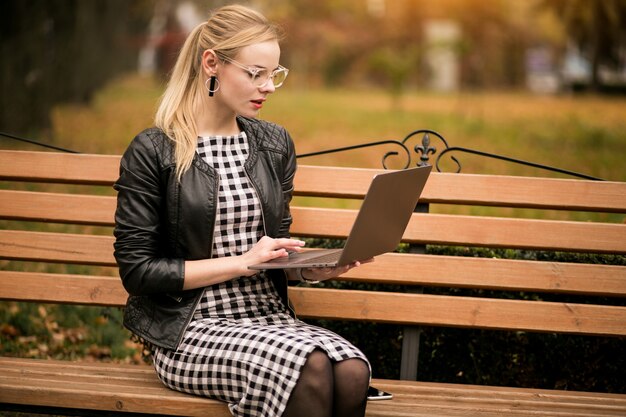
xmin=3 ymin=357 xmax=626 ymax=417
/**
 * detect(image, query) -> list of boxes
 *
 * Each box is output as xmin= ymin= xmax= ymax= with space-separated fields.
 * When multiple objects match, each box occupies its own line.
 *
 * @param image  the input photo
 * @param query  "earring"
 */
xmin=205 ymin=76 xmax=220 ymax=97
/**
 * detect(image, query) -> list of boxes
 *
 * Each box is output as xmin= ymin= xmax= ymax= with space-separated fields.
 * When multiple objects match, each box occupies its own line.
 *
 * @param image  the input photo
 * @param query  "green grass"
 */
xmin=263 ymin=88 xmax=626 ymax=181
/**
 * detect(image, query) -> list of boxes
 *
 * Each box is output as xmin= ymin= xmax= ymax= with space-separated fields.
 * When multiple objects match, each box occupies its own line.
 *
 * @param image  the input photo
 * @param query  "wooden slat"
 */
xmin=405 ymin=213 xmax=626 ymax=254
xmin=3 ymin=253 xmax=625 ymax=312
xmin=2 ymin=374 xmax=621 ymax=417
xmin=2 ymin=203 xmax=624 ymax=255
xmin=0 ymin=190 xmax=116 ymax=225
xmin=289 ymin=287 xmax=626 ymax=336
xmin=2 ymin=255 xmax=625 ymax=310
xmin=425 ymin=172 xmax=626 ymax=213
xmin=2 ymin=272 xmax=624 ymax=336
xmin=0 ymin=230 xmax=115 ymax=265
xmin=1 ymin=358 xmax=625 ymax=417
xmin=0 ymin=361 xmax=172 ymax=392
xmin=294 ymin=165 xmax=385 ymax=198
xmin=342 ymin=253 xmax=626 ymax=297
xmin=294 ymin=165 xmax=626 ymax=212
xmin=0 ymin=372 xmax=184 ymax=398
xmin=366 ymin=378 xmax=626 ymax=417
xmin=0 ymin=377 xmax=231 ymax=417
xmin=0 ymin=150 xmax=120 ymax=185
xmin=291 ymin=207 xmax=626 ymax=253
xmin=2 ymin=151 xmax=624 ymax=212
xmin=0 ymin=358 xmax=231 ymax=417
xmin=0 ymin=271 xmax=126 ymax=306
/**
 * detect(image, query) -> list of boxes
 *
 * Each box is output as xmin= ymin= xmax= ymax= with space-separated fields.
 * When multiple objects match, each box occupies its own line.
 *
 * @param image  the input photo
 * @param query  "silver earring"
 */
xmin=205 ymin=76 xmax=220 ymax=97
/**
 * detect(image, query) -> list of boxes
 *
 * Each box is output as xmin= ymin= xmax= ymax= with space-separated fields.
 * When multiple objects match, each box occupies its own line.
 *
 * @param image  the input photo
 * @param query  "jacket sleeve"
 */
xmin=279 ymin=128 xmax=297 ymax=238
xmin=113 ymin=132 xmax=185 ymax=296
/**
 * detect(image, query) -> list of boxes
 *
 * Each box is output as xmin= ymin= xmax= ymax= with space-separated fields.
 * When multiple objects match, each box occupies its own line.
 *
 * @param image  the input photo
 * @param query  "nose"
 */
xmin=260 ymin=80 xmax=276 ymax=94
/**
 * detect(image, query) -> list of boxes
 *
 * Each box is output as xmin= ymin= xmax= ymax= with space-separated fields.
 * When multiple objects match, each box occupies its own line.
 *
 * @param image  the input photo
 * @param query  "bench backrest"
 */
xmin=1 ymin=150 xmax=626 ymax=339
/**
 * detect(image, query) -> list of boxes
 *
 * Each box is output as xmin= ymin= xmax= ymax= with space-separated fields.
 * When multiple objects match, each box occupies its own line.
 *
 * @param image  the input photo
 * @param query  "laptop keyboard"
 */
xmin=292 ymin=251 xmax=340 ymax=265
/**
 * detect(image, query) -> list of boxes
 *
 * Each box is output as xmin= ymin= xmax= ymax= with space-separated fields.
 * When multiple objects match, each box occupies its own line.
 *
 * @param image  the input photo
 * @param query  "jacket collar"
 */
xmin=190 ymin=116 xmax=260 ymax=174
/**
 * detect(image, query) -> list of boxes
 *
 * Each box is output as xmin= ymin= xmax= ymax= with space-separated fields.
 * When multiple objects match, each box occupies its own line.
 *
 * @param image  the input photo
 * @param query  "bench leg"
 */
xmin=401 ymin=212 xmax=428 ymax=381
xmin=400 ymin=325 xmax=422 ymax=380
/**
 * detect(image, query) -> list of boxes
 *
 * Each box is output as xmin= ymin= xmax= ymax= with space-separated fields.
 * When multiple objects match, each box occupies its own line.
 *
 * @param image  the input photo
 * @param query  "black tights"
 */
xmin=282 ymin=349 xmax=370 ymax=417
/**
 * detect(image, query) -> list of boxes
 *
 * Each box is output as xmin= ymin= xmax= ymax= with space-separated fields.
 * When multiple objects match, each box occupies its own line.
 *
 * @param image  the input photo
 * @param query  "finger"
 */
xmin=303 ymin=267 xmax=327 ymax=278
xmin=276 ymin=238 xmax=306 ymax=245
xmin=268 ymin=248 xmax=289 ymax=259
xmin=274 ymin=238 xmax=306 ymax=250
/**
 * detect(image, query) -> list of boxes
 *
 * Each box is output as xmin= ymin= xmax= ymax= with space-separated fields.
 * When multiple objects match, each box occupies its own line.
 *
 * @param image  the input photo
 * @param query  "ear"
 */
xmin=201 ymin=49 xmax=219 ymax=76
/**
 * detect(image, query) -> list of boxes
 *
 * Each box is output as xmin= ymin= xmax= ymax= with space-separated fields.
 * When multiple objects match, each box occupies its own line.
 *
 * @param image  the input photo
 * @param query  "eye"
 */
xmin=248 ymin=68 xmax=264 ymax=81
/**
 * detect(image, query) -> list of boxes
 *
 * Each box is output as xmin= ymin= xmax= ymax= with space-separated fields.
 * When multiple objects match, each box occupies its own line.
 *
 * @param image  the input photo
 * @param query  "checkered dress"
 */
xmin=152 ymin=133 xmax=369 ymax=417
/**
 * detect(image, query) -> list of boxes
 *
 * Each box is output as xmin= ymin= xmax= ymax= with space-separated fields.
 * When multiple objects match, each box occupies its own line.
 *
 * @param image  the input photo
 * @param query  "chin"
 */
xmin=239 ymin=110 xmax=260 ymax=119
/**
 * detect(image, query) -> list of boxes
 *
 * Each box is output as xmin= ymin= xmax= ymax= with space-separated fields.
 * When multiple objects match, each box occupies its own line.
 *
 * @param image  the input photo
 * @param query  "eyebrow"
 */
xmin=250 ymin=64 xmax=281 ymax=71
xmin=239 ymin=60 xmax=280 ymax=71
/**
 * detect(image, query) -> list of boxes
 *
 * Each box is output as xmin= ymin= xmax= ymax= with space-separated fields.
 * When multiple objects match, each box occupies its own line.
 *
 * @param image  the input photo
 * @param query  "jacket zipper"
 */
xmin=175 ymin=172 xmax=219 ymax=348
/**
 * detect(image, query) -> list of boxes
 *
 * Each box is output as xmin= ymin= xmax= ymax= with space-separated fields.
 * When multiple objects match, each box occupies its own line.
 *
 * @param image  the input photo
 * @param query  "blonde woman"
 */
xmin=113 ymin=4 xmax=370 ymax=417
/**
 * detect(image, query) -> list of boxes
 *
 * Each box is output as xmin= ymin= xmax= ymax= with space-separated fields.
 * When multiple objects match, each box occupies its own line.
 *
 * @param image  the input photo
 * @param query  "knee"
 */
xmin=299 ymin=350 xmax=333 ymax=393
xmin=356 ymin=360 xmax=371 ymax=387
xmin=335 ymin=359 xmax=370 ymax=392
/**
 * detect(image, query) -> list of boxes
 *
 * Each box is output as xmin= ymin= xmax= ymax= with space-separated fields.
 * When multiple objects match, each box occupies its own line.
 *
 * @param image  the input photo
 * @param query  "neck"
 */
xmin=195 ymin=96 xmax=240 ymax=137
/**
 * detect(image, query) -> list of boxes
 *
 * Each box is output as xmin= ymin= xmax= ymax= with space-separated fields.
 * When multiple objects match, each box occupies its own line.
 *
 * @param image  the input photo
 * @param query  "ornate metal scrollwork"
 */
xmin=393 ymin=129 xmax=461 ymax=171
xmin=296 ymin=130 xmax=457 ymax=170
xmin=296 ymin=140 xmax=412 ymax=170
xmin=296 ymin=128 xmax=603 ymax=180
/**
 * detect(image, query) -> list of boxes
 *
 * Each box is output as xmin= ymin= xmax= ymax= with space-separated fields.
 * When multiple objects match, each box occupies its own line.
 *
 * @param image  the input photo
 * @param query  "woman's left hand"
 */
xmin=301 ymin=258 xmax=373 ymax=283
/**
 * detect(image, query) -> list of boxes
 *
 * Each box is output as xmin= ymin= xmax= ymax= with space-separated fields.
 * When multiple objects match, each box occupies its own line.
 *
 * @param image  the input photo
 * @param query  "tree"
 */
xmin=538 ymin=0 xmax=626 ymax=91
xmin=0 ymin=0 xmax=151 ymax=136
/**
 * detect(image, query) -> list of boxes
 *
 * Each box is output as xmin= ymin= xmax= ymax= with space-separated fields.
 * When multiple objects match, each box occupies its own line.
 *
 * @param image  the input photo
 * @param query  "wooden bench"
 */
xmin=1 ymin=149 xmax=625 ymax=416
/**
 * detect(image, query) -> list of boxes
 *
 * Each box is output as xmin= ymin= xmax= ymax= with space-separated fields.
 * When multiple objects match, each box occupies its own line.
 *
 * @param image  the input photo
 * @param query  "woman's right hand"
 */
xmin=240 ymin=236 xmax=305 ymax=276
xmin=183 ymin=236 xmax=305 ymax=289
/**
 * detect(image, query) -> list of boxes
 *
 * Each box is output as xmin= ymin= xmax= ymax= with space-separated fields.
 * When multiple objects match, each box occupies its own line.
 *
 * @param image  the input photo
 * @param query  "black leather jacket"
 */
xmin=113 ymin=116 xmax=297 ymax=350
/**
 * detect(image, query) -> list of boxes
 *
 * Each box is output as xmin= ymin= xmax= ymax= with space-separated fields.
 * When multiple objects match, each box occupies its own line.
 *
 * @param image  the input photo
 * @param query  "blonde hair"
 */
xmin=155 ymin=5 xmax=282 ymax=180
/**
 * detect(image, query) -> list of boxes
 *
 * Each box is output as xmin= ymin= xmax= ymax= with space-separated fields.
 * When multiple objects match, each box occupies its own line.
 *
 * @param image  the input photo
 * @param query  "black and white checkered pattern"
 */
xmin=152 ymin=133 xmax=370 ymax=417
xmin=197 ymin=133 xmax=263 ymax=257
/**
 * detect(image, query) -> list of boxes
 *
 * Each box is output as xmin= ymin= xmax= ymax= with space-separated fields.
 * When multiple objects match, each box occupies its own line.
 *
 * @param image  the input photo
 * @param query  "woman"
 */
xmin=113 ymin=4 xmax=370 ymax=417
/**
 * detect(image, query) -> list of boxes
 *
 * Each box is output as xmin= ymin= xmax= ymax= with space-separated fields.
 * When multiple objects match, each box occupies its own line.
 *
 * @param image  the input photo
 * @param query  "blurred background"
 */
xmin=1 ymin=0 xmax=625 ymax=179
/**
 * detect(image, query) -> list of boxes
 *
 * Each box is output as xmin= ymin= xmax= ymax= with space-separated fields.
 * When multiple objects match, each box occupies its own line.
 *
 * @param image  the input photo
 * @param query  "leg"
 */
xmin=332 ymin=358 xmax=370 ymax=417
xmin=283 ymin=349 xmax=333 ymax=417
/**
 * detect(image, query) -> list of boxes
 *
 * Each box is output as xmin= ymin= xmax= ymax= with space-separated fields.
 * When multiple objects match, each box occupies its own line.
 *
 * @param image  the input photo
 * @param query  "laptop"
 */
xmin=249 ymin=165 xmax=432 ymax=270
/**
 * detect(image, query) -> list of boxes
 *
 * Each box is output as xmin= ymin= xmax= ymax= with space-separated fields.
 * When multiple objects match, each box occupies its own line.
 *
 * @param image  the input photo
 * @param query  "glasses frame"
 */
xmin=216 ymin=52 xmax=289 ymax=89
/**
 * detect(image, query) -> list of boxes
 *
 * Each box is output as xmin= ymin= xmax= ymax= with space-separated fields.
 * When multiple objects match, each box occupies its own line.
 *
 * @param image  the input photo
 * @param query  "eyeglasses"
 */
xmin=217 ymin=53 xmax=289 ymax=88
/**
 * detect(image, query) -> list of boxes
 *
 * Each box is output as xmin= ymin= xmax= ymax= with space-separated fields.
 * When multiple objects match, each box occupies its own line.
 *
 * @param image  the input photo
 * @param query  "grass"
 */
xmin=270 ymin=89 xmax=625 ymax=181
